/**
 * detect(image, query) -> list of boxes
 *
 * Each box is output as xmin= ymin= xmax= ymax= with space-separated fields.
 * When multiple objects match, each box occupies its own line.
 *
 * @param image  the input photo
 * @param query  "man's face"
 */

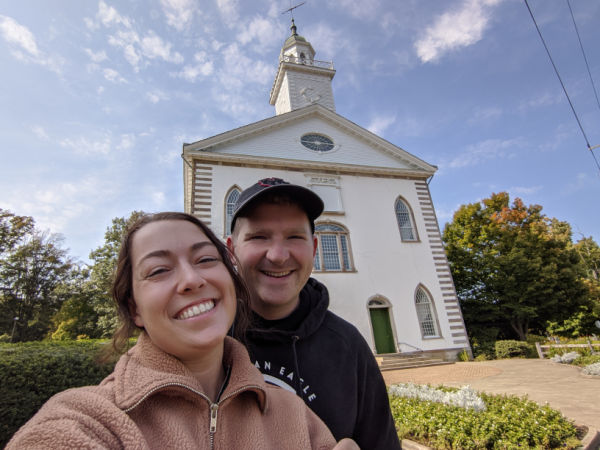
xmin=227 ymin=202 xmax=317 ymax=320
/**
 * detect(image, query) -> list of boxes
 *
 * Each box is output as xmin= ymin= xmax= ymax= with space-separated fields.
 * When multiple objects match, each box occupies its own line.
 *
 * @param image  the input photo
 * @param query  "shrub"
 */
xmin=550 ymin=352 xmax=579 ymax=364
xmin=0 ymin=339 xmax=116 ymax=447
xmin=573 ymin=354 xmax=600 ymax=367
xmin=458 ymin=349 xmax=470 ymax=362
xmin=582 ymin=362 xmax=600 ymax=376
xmin=389 ymin=386 xmax=580 ymax=449
xmin=494 ymin=340 xmax=531 ymax=359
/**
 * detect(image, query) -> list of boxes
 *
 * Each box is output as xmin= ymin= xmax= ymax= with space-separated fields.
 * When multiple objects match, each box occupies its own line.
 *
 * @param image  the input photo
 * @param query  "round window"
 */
xmin=300 ymin=133 xmax=335 ymax=152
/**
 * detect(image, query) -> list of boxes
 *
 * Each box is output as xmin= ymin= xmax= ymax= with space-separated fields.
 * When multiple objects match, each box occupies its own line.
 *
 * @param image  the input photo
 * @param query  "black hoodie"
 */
xmin=246 ymin=278 xmax=401 ymax=449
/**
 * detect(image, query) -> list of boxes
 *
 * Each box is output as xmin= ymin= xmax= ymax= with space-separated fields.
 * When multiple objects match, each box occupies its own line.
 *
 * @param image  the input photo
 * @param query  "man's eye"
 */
xmin=248 ymin=235 xmax=266 ymax=240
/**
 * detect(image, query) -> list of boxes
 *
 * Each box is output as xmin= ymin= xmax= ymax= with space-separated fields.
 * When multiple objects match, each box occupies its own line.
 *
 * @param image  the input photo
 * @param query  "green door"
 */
xmin=370 ymin=308 xmax=395 ymax=354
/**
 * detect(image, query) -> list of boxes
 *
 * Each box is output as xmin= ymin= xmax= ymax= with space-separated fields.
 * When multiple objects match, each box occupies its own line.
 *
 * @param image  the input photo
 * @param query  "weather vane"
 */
xmin=282 ymin=1 xmax=306 ymax=19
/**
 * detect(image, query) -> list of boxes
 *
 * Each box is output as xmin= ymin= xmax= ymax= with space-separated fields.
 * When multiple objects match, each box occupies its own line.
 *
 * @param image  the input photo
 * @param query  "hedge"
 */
xmin=0 ymin=340 xmax=116 ymax=447
xmin=494 ymin=340 xmax=532 ymax=359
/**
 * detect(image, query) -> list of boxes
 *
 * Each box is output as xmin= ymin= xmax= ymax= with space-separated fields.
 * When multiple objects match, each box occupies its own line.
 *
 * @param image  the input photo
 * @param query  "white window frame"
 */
xmin=224 ymin=186 xmax=241 ymax=236
xmin=395 ymin=197 xmax=419 ymax=242
xmin=313 ymin=222 xmax=354 ymax=272
xmin=415 ymin=285 xmax=441 ymax=338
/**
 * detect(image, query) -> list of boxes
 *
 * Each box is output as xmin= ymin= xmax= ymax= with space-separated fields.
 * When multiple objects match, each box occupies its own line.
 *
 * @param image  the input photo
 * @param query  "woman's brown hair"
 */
xmin=109 ymin=212 xmax=251 ymax=355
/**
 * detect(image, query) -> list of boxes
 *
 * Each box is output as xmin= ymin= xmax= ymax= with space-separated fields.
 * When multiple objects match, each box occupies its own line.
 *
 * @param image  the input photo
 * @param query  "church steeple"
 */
xmin=269 ymin=19 xmax=336 ymax=115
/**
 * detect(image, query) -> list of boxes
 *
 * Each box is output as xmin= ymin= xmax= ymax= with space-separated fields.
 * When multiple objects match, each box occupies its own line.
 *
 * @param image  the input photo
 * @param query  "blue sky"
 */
xmin=1 ymin=0 xmax=599 ymax=264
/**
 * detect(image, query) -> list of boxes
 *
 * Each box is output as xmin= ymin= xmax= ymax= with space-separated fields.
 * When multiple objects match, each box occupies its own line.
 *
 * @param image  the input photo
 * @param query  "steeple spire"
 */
xmin=290 ymin=18 xmax=297 ymax=36
xmin=269 ymin=16 xmax=336 ymax=115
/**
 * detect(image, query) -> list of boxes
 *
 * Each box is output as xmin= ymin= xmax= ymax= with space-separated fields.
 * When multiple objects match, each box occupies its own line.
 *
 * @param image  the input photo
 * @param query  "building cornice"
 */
xmin=183 ymin=152 xmax=433 ymax=179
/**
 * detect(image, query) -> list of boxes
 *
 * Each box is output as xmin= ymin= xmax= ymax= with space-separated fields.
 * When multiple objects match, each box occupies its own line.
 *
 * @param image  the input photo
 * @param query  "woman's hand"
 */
xmin=333 ymin=438 xmax=360 ymax=450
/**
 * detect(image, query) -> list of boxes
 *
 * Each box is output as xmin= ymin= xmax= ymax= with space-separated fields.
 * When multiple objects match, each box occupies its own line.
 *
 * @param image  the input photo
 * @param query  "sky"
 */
xmin=1 ymin=0 xmax=599 ymax=264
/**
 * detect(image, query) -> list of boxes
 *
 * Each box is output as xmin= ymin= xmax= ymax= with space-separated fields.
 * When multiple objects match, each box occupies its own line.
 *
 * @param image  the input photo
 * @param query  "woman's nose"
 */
xmin=177 ymin=263 xmax=206 ymax=292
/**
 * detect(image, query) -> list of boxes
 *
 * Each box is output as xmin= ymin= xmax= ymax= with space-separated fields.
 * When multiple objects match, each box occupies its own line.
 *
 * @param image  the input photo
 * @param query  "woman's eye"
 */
xmin=197 ymin=256 xmax=219 ymax=264
xmin=147 ymin=267 xmax=168 ymax=278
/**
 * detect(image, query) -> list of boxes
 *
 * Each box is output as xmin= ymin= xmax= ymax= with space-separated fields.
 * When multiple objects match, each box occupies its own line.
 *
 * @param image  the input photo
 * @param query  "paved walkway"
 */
xmin=382 ymin=358 xmax=600 ymax=431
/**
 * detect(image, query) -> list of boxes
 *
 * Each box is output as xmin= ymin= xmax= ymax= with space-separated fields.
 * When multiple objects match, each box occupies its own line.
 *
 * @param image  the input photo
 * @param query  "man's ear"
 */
xmin=312 ymin=235 xmax=318 ymax=257
xmin=129 ymin=299 xmax=144 ymax=328
xmin=226 ymin=235 xmax=234 ymax=252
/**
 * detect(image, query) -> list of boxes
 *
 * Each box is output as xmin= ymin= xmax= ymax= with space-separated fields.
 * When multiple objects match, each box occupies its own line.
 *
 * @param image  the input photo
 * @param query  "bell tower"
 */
xmin=269 ymin=19 xmax=336 ymax=115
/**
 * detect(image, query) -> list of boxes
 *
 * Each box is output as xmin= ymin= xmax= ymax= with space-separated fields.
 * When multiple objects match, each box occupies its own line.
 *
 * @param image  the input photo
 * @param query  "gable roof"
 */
xmin=183 ymin=104 xmax=437 ymax=178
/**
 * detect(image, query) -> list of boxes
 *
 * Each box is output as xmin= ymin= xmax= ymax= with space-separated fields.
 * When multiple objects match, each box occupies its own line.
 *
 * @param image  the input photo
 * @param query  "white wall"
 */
xmin=208 ymin=165 xmax=456 ymax=353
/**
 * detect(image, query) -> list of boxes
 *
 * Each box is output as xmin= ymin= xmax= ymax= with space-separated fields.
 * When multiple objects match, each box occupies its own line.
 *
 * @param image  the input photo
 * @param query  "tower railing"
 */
xmin=280 ymin=54 xmax=334 ymax=70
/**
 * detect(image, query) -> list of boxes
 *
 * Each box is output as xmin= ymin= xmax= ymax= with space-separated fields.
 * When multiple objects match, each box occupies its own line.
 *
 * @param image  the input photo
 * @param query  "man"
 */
xmin=227 ymin=177 xmax=401 ymax=449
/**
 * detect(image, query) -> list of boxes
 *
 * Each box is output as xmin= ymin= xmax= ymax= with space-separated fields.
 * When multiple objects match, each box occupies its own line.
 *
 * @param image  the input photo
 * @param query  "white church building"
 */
xmin=182 ymin=21 xmax=470 ymax=361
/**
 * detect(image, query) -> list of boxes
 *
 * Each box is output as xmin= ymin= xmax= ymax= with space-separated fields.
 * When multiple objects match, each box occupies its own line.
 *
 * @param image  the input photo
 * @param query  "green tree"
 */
xmin=0 ymin=228 xmax=73 ymax=341
xmin=87 ymin=211 xmax=145 ymax=337
xmin=49 ymin=267 xmax=100 ymax=340
xmin=443 ymin=192 xmax=589 ymax=347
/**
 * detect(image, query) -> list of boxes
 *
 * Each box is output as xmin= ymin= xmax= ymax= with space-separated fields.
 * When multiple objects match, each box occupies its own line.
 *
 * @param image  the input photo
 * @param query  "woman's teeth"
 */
xmin=177 ymin=300 xmax=215 ymax=319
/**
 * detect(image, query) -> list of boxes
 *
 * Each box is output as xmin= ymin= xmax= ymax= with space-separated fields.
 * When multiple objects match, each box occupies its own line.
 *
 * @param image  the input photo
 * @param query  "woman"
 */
xmin=7 ymin=212 xmax=349 ymax=449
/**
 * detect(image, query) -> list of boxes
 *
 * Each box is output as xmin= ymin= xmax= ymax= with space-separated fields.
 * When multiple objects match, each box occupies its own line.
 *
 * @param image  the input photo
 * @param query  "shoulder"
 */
xmin=7 ymin=386 xmax=140 ymax=449
xmin=320 ymin=311 xmax=372 ymax=354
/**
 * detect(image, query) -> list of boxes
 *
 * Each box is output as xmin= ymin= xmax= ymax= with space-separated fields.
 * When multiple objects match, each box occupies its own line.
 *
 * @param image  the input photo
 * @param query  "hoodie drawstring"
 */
xmin=291 ymin=335 xmax=303 ymax=398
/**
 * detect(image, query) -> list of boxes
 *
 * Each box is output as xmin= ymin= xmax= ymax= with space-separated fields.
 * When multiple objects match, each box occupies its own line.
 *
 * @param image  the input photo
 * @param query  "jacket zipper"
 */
xmin=123 ymin=381 xmax=265 ymax=450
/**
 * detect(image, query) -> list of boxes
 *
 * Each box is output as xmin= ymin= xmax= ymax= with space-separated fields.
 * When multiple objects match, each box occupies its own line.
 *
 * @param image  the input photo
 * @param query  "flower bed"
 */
xmin=389 ymin=383 xmax=580 ymax=449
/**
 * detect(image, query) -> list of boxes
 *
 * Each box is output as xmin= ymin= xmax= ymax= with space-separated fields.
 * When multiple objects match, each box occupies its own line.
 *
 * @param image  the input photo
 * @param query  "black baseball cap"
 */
xmin=231 ymin=177 xmax=324 ymax=232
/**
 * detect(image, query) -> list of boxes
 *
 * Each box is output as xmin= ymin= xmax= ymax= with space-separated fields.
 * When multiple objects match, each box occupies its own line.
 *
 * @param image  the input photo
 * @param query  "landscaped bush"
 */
xmin=494 ymin=340 xmax=532 ymax=359
xmin=0 ymin=339 xmax=116 ymax=447
xmin=573 ymin=353 xmax=600 ymax=367
xmin=582 ymin=362 xmax=600 ymax=376
xmin=389 ymin=384 xmax=580 ymax=449
xmin=550 ymin=351 xmax=580 ymax=364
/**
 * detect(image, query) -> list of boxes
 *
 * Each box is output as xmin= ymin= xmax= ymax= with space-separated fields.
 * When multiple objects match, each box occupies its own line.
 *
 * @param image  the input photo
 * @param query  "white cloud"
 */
xmin=85 ymin=48 xmax=108 ymax=62
xmin=97 ymin=0 xmax=131 ymax=28
xmin=141 ymin=31 xmax=184 ymax=63
xmin=519 ymin=92 xmax=563 ymax=111
xmin=217 ymin=0 xmax=240 ymax=24
xmin=31 ymin=126 xmax=50 ymax=141
xmin=0 ymin=15 xmax=39 ymax=56
xmin=325 ymin=0 xmax=382 ymax=20
xmin=367 ymin=115 xmax=396 ymax=136
xmin=509 ymin=185 xmax=543 ymax=195
xmin=103 ymin=68 xmax=127 ymax=83
xmin=237 ymin=16 xmax=281 ymax=49
xmin=160 ymin=0 xmax=197 ymax=31
xmin=146 ymin=90 xmax=169 ymax=103
xmin=0 ymin=15 xmax=63 ymax=73
xmin=152 ymin=191 xmax=166 ymax=206
xmin=117 ymin=134 xmax=135 ymax=150
xmin=447 ymin=137 xmax=523 ymax=169
xmin=468 ymin=106 xmax=502 ymax=124
xmin=97 ymin=85 xmax=105 ymax=95
xmin=60 ymin=135 xmax=112 ymax=156
xmin=220 ymin=42 xmax=271 ymax=85
xmin=172 ymin=51 xmax=213 ymax=82
xmin=414 ymin=0 xmax=502 ymax=63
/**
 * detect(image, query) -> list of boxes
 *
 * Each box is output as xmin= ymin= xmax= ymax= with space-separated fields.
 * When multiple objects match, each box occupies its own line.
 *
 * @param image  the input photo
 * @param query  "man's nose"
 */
xmin=265 ymin=241 xmax=290 ymax=265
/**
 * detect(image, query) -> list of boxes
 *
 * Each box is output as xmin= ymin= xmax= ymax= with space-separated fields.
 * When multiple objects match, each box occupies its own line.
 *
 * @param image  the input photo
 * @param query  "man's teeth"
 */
xmin=262 ymin=270 xmax=292 ymax=278
xmin=178 ymin=300 xmax=215 ymax=319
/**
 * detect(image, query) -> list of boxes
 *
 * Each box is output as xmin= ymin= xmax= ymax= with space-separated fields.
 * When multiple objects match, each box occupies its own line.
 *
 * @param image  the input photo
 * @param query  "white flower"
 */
xmin=389 ymin=383 xmax=486 ymax=412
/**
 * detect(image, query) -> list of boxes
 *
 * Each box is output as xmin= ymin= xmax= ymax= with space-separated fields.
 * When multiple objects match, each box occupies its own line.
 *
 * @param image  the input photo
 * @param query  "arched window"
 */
xmin=224 ymin=187 xmax=241 ymax=236
xmin=415 ymin=286 xmax=440 ymax=338
xmin=395 ymin=197 xmax=418 ymax=241
xmin=313 ymin=223 xmax=354 ymax=272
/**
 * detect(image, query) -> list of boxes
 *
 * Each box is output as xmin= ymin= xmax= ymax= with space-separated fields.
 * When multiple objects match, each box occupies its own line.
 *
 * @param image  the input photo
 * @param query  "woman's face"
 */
xmin=130 ymin=220 xmax=237 ymax=362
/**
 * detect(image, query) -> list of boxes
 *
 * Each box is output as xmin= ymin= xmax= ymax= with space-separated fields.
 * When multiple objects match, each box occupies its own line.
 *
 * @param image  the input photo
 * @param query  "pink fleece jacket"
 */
xmin=7 ymin=333 xmax=336 ymax=449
